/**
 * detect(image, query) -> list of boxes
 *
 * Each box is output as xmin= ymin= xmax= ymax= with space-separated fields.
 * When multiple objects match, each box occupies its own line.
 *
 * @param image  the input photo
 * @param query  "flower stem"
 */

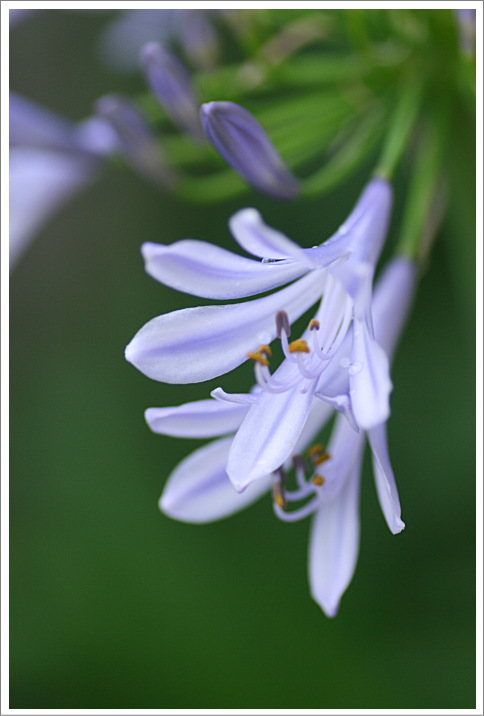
xmin=396 ymin=106 xmax=450 ymax=262
xmin=375 ymin=78 xmax=423 ymax=180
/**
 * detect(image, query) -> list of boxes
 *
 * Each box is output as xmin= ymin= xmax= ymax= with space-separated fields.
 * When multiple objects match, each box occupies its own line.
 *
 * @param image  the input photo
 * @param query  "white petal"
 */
xmin=315 ymin=413 xmax=365 ymax=503
xmin=125 ymin=270 xmax=324 ymax=383
xmin=227 ymin=372 xmax=318 ymax=491
xmin=10 ymin=148 xmax=95 ymax=268
xmin=295 ymin=395 xmax=334 ymax=450
xmin=229 ymin=208 xmax=311 ymax=264
xmin=349 ymin=319 xmax=392 ymax=430
xmin=368 ymin=423 xmax=405 ymax=534
xmin=145 ymin=399 xmax=248 ymax=438
xmin=211 ymin=387 xmax=257 ymax=405
xmin=160 ymin=436 xmax=271 ymax=523
xmin=141 ymin=239 xmax=307 ymax=299
xmin=308 ymin=457 xmax=362 ymax=618
xmin=315 ymin=392 xmax=359 ymax=433
xmin=372 ymin=257 xmax=417 ymax=357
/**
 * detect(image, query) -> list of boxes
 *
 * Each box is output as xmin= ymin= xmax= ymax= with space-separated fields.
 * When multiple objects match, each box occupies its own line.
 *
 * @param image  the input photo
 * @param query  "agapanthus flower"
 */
xmin=126 ymin=176 xmax=393 ymax=441
xmin=9 ymin=93 xmax=117 ymax=268
xmin=200 ymin=101 xmax=300 ymax=199
xmin=146 ymin=257 xmax=416 ymax=616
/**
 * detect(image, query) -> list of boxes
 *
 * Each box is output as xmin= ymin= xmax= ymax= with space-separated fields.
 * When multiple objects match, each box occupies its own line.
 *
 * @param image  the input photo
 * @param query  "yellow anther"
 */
xmin=309 ymin=319 xmax=320 ymax=331
xmin=288 ymin=339 xmax=310 ymax=354
xmin=247 ymin=344 xmax=272 ymax=366
xmin=308 ymin=443 xmax=325 ymax=457
xmin=312 ymin=475 xmax=325 ymax=486
xmin=307 ymin=443 xmax=331 ymax=466
xmin=272 ymin=483 xmax=286 ymax=509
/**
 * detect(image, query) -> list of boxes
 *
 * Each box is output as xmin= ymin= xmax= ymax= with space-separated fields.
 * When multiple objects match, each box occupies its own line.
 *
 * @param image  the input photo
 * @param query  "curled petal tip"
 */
xmin=141 ymin=241 xmax=164 ymax=263
xmin=392 ymin=517 xmax=405 ymax=535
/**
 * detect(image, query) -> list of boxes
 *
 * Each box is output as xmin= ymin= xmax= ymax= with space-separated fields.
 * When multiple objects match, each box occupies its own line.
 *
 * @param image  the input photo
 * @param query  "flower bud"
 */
xmin=178 ymin=10 xmax=219 ymax=70
xmin=139 ymin=42 xmax=204 ymax=141
xmin=94 ymin=94 xmax=173 ymax=186
xmin=200 ymin=101 xmax=299 ymax=199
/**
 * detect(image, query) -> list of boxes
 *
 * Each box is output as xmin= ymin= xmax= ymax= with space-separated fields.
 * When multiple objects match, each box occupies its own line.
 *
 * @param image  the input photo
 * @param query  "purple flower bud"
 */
xmin=139 ymin=42 xmax=204 ymax=141
xmin=178 ymin=10 xmax=219 ymax=70
xmin=200 ymin=101 xmax=299 ymax=200
xmin=94 ymin=94 xmax=173 ymax=186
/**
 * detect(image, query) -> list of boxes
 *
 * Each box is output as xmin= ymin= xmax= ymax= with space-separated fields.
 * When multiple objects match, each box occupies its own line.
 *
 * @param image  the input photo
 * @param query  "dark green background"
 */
xmin=10 ymin=10 xmax=476 ymax=709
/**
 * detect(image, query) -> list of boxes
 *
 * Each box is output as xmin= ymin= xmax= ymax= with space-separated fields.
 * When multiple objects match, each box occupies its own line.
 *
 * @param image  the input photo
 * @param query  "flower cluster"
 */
xmin=126 ymin=178 xmax=417 ymax=615
xmin=10 ymin=7 xmax=474 ymax=615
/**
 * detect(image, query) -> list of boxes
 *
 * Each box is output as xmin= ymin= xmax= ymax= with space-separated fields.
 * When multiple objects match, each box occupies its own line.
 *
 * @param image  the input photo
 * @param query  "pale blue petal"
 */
xmin=314 ymin=413 xmax=365 ymax=503
xmin=373 ymin=257 xmax=417 ymax=357
xmin=296 ymin=396 xmax=334 ymax=450
xmin=349 ymin=319 xmax=392 ymax=430
xmin=368 ymin=423 xmax=405 ymax=534
xmin=160 ymin=436 xmax=272 ymax=523
xmin=227 ymin=369 xmax=318 ymax=491
xmin=308 ymin=453 xmax=363 ymax=617
xmin=229 ymin=208 xmax=310 ymax=264
xmin=315 ymin=392 xmax=359 ymax=432
xmin=145 ymin=399 xmax=248 ymax=438
xmin=141 ymin=239 xmax=308 ymax=299
xmin=338 ymin=177 xmax=392 ymax=265
xmin=211 ymin=387 xmax=258 ymax=405
xmin=125 ymin=270 xmax=324 ymax=383
xmin=10 ymin=148 xmax=95 ymax=269
xmin=10 ymin=93 xmax=79 ymax=151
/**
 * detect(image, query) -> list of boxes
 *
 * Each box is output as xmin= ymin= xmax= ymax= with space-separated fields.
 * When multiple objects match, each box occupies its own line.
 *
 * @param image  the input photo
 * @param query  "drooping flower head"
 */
xmin=143 ymin=257 xmax=416 ymax=616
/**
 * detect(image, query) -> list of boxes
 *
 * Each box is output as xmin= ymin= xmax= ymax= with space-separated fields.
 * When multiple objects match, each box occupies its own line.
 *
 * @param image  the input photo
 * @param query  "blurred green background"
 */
xmin=10 ymin=10 xmax=475 ymax=709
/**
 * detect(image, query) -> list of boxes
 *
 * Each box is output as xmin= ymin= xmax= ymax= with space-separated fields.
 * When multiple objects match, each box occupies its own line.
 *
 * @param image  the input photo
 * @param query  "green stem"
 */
xmin=396 ymin=107 xmax=449 ymax=262
xmin=375 ymin=78 xmax=423 ymax=180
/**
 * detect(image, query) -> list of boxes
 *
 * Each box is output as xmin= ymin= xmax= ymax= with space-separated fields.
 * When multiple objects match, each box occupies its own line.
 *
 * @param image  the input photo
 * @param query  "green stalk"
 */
xmin=375 ymin=78 xmax=424 ymax=180
xmin=396 ymin=106 xmax=450 ymax=262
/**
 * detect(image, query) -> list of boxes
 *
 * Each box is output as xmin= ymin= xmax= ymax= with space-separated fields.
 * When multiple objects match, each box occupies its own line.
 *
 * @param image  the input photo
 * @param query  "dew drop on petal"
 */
xmin=348 ymin=361 xmax=362 ymax=375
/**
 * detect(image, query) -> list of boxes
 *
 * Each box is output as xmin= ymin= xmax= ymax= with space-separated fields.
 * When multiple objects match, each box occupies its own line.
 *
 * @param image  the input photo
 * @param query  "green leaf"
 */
xmin=302 ymin=107 xmax=385 ymax=197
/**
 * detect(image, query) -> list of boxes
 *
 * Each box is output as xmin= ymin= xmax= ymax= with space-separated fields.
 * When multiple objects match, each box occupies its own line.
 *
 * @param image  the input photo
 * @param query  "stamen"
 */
xmin=272 ymin=468 xmax=287 ymax=509
xmin=247 ymin=344 xmax=272 ymax=366
xmin=273 ymin=495 xmax=322 ymax=522
xmin=293 ymin=454 xmax=309 ymax=489
xmin=295 ymin=353 xmax=322 ymax=381
xmin=312 ymin=475 xmax=325 ymax=486
xmin=309 ymin=319 xmax=320 ymax=331
xmin=275 ymin=310 xmax=291 ymax=338
xmin=307 ymin=443 xmax=331 ymax=466
xmin=254 ymin=362 xmax=300 ymax=393
xmin=288 ymin=339 xmax=310 ymax=353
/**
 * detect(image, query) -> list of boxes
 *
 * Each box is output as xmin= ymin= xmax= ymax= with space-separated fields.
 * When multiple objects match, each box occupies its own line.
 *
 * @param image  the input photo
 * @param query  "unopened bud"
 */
xmin=200 ymin=101 xmax=300 ymax=200
xmin=94 ymin=94 xmax=173 ymax=186
xmin=140 ymin=42 xmax=204 ymax=141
